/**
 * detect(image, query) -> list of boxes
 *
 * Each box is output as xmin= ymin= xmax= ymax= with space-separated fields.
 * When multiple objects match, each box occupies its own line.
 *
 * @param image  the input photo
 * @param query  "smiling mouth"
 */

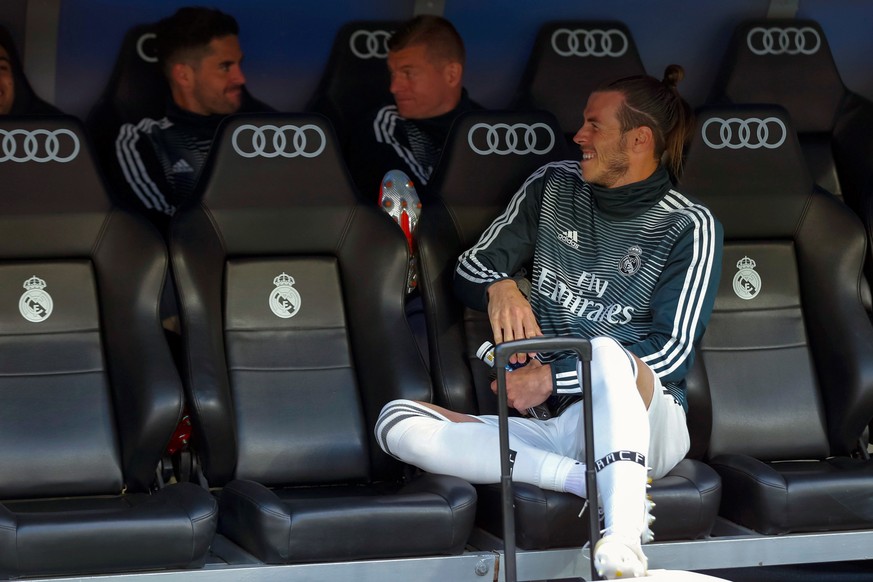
xmin=582 ymin=152 xmax=595 ymax=160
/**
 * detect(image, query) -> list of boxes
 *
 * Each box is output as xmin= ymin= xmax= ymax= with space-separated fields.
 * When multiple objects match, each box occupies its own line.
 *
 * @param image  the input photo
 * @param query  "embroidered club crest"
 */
xmin=618 ymin=246 xmax=642 ymax=276
xmin=269 ymin=272 xmax=301 ymax=318
xmin=19 ymin=276 xmax=53 ymax=322
xmin=733 ymin=256 xmax=761 ymax=300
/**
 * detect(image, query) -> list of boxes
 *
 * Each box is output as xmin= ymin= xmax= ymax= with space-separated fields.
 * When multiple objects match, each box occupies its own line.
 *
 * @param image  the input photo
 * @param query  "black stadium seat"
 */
xmin=306 ymin=20 xmax=399 ymax=152
xmin=709 ymin=19 xmax=873 ymax=272
xmin=417 ymin=109 xmax=721 ymax=549
xmin=168 ymin=113 xmax=477 ymax=564
xmin=0 ymin=116 xmax=216 ymax=577
xmin=512 ymin=21 xmax=646 ymax=149
xmin=680 ymin=104 xmax=873 ymax=534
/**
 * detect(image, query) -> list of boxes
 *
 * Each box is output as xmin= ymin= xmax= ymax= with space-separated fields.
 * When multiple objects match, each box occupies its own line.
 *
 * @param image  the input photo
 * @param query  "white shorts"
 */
xmin=477 ymin=375 xmax=690 ymax=480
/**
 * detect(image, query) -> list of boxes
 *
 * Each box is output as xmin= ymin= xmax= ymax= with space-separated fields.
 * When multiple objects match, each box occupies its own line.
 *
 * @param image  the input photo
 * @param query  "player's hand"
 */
xmin=487 ymin=279 xmax=542 ymax=363
xmin=491 ymin=360 xmax=552 ymax=414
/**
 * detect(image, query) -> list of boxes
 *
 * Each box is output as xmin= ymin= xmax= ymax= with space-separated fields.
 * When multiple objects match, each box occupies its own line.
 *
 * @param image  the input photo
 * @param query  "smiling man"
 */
xmin=346 ymin=15 xmax=480 ymax=201
xmin=375 ymin=66 xmax=723 ymax=579
xmin=114 ymin=7 xmax=271 ymax=226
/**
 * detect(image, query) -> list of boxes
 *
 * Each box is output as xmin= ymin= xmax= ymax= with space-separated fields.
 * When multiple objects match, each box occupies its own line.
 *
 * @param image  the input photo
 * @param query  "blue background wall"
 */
xmin=2 ymin=1 xmax=872 ymax=121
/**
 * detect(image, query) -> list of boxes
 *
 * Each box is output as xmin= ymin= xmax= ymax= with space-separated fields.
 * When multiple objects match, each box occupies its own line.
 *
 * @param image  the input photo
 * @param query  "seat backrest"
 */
xmin=0 ymin=117 xmax=181 ymax=497
xmin=512 ymin=21 xmax=646 ymax=142
xmin=709 ymin=19 xmax=847 ymax=198
xmin=306 ymin=20 xmax=399 ymax=152
xmin=417 ymin=110 xmax=569 ymax=414
xmin=170 ymin=113 xmax=431 ymax=487
xmin=85 ymin=23 xmax=168 ymax=201
xmin=86 ymin=22 xmax=168 ymax=135
xmin=680 ymin=105 xmax=873 ymax=460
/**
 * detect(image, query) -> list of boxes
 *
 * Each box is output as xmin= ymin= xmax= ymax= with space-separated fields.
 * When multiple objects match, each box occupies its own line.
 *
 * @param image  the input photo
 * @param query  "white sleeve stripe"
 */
xmin=373 ymin=106 xmax=430 ymax=185
xmin=456 ymin=163 xmax=558 ymax=284
xmin=641 ymin=192 xmax=717 ymax=376
xmin=115 ymin=120 xmax=172 ymax=213
xmin=646 ymin=201 xmax=715 ymax=375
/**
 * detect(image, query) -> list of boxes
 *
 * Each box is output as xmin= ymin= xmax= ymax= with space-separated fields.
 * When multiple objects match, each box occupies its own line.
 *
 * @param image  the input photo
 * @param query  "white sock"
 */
xmin=375 ymin=399 xmax=579 ymax=490
xmin=561 ymin=460 xmax=588 ymax=498
xmin=585 ymin=337 xmax=650 ymax=539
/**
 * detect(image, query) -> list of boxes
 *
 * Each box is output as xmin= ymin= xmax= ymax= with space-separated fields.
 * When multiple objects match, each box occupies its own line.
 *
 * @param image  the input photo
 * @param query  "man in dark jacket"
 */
xmin=114 ymin=7 xmax=271 ymax=227
xmin=0 ymin=26 xmax=62 ymax=116
xmin=345 ymin=15 xmax=480 ymax=203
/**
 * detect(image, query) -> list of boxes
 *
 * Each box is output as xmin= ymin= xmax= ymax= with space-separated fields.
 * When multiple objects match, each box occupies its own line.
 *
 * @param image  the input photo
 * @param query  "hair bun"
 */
xmin=662 ymin=64 xmax=685 ymax=89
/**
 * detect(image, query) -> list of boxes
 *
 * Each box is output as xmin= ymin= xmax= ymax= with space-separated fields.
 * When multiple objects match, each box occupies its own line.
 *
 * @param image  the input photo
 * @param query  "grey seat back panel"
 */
xmin=225 ymin=257 xmax=367 ymax=485
xmin=0 ymin=261 xmax=121 ymax=498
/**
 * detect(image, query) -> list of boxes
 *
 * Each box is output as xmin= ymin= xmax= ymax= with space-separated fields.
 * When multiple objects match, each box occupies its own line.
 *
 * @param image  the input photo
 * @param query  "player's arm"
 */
xmin=628 ymin=210 xmax=723 ymax=382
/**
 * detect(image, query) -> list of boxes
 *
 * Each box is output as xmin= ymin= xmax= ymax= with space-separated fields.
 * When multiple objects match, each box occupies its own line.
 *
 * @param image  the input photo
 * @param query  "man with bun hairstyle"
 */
xmin=375 ymin=66 xmax=723 ymax=578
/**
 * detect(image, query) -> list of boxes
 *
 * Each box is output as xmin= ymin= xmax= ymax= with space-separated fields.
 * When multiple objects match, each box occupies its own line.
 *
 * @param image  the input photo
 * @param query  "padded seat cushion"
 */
xmin=0 ymin=483 xmax=217 ymax=578
xmin=475 ymin=458 xmax=720 ymax=549
xmin=711 ymin=454 xmax=873 ymax=535
xmin=217 ymin=475 xmax=476 ymax=563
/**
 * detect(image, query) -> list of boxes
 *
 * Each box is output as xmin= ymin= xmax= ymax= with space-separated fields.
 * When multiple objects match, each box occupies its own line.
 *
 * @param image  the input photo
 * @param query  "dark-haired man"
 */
xmin=115 ymin=7 xmax=271 ymax=226
xmin=346 ymin=15 xmax=480 ymax=202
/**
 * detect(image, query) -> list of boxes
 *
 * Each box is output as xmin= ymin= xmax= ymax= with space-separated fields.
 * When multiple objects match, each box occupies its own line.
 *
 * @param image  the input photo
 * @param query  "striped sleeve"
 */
xmin=373 ymin=105 xmax=430 ymax=186
xmin=115 ymin=118 xmax=175 ymax=215
xmin=453 ymin=162 xmax=554 ymax=311
xmin=631 ymin=191 xmax=723 ymax=381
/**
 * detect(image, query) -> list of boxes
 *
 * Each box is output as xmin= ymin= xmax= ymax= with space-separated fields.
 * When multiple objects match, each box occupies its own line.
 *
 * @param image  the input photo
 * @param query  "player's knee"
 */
xmin=374 ymin=399 xmax=447 ymax=463
xmin=589 ymin=336 xmax=632 ymax=375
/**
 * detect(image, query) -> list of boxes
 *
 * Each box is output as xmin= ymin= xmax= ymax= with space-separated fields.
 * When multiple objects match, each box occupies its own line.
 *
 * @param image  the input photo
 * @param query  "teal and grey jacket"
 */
xmin=455 ymin=161 xmax=723 ymax=413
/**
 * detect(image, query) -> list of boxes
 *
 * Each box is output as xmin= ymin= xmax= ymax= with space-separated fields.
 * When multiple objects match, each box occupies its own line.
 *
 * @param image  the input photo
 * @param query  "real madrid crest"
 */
xmin=19 ymin=276 xmax=53 ymax=322
xmin=733 ymin=256 xmax=761 ymax=300
xmin=269 ymin=272 xmax=301 ymax=318
xmin=618 ymin=246 xmax=642 ymax=276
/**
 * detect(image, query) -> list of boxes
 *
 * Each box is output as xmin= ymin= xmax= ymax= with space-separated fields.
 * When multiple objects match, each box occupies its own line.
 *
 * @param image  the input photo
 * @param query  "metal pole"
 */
xmin=494 ymin=359 xmax=516 ymax=582
xmin=494 ymin=337 xmax=594 ymax=582
xmin=580 ymin=356 xmax=600 ymax=581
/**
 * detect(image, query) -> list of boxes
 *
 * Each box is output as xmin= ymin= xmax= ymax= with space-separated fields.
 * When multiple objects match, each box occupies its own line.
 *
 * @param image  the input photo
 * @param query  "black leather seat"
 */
xmin=168 ymin=113 xmax=477 ymax=564
xmin=511 ymin=21 xmax=646 ymax=150
xmin=680 ymin=104 xmax=873 ymax=535
xmin=306 ymin=20 xmax=399 ymax=152
xmin=709 ymin=19 xmax=873 ymax=266
xmin=0 ymin=117 xmax=217 ymax=578
xmin=417 ymin=110 xmax=721 ymax=549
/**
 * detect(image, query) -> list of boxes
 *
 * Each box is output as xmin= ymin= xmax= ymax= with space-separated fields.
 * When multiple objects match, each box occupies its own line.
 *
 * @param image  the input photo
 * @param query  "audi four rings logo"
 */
xmin=701 ymin=117 xmax=788 ymax=150
xmin=551 ymin=28 xmax=629 ymax=57
xmin=349 ymin=29 xmax=392 ymax=59
xmin=746 ymin=26 xmax=821 ymax=55
xmin=136 ymin=33 xmax=159 ymax=63
xmin=467 ymin=123 xmax=555 ymax=156
xmin=0 ymin=129 xmax=81 ymax=163
xmin=231 ymin=124 xmax=327 ymax=158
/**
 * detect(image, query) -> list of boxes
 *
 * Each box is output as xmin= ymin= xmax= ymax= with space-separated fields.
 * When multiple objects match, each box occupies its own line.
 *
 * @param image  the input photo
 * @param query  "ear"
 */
xmin=631 ymin=126 xmax=654 ymax=153
xmin=170 ymin=62 xmax=193 ymax=89
xmin=443 ymin=62 xmax=463 ymax=88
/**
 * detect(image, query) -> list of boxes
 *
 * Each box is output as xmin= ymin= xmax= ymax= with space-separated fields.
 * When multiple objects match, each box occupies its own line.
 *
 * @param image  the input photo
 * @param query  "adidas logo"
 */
xmin=170 ymin=159 xmax=194 ymax=174
xmin=558 ymin=230 xmax=579 ymax=249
